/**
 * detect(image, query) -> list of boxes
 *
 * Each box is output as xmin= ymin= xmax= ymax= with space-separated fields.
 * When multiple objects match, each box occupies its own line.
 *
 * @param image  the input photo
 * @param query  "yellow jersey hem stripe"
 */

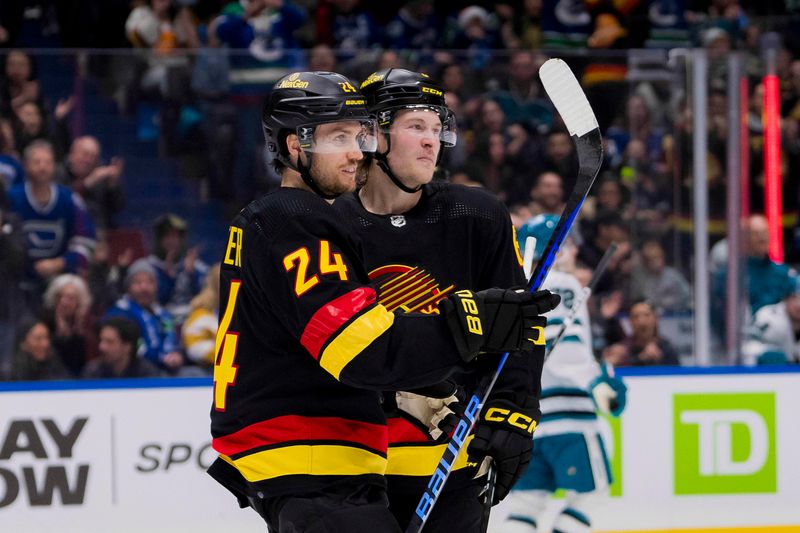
xmin=221 ymin=445 xmax=387 ymax=482
xmin=386 ymin=435 xmax=474 ymax=476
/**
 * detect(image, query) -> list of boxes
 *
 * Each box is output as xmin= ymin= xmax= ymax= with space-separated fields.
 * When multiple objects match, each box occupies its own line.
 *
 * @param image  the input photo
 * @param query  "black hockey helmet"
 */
xmin=262 ymin=71 xmax=377 ymax=198
xmin=359 ymin=69 xmax=456 ymax=193
xmin=360 ymin=68 xmax=457 ymax=147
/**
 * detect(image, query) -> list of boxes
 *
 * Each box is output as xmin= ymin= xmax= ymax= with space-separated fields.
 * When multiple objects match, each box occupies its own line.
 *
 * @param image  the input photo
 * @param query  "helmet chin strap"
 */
xmin=374 ymin=134 xmax=423 ymax=194
xmin=288 ymin=153 xmax=340 ymax=200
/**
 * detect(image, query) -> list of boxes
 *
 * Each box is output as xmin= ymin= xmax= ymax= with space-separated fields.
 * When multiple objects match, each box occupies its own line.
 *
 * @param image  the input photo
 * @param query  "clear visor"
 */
xmin=379 ymin=105 xmax=458 ymax=147
xmin=297 ymin=119 xmax=378 ymax=155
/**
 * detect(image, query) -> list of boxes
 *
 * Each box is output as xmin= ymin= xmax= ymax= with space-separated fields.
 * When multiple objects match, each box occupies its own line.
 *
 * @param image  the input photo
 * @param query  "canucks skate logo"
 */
xmin=378 ymin=110 xmax=392 ymax=126
xmin=369 ymin=265 xmax=455 ymax=314
xmin=390 ymin=215 xmax=406 ymax=227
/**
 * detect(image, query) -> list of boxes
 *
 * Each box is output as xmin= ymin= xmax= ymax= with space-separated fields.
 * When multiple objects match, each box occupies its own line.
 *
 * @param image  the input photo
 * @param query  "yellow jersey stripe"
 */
xmin=386 ymin=435 xmax=474 ymax=476
xmin=319 ymin=304 xmax=395 ymax=379
xmin=220 ymin=444 xmax=387 ymax=482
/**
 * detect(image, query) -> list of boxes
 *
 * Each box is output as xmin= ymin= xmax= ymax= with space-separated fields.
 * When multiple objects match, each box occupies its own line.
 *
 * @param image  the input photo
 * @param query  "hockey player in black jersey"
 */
xmin=207 ymin=71 xmax=560 ymax=532
xmin=333 ymin=69 xmax=547 ymax=531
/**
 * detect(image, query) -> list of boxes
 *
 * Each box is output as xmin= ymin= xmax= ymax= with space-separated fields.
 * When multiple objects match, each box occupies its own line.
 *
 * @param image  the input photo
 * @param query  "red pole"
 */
xmin=763 ymin=73 xmax=783 ymax=262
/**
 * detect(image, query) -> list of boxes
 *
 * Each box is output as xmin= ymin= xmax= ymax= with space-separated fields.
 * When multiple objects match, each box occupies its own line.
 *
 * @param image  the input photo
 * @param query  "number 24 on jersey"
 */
xmin=283 ymin=240 xmax=349 ymax=296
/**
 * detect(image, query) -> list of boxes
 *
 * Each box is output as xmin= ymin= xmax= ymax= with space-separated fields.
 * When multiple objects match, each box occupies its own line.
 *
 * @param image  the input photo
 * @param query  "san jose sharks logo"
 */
xmin=369 ymin=264 xmax=455 ymax=315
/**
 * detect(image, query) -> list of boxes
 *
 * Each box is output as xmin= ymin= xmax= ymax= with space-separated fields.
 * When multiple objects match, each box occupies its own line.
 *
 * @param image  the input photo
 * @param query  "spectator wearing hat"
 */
xmin=449 ymin=5 xmax=502 ymax=70
xmin=83 ymin=317 xmax=161 ymax=379
xmin=146 ymin=213 xmax=208 ymax=326
xmin=742 ymin=277 xmax=800 ymax=365
xmin=104 ymin=258 xmax=185 ymax=373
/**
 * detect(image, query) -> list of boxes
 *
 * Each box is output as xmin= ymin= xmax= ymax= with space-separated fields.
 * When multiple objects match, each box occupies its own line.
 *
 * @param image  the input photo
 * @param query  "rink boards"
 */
xmin=1 ymin=367 xmax=799 ymax=533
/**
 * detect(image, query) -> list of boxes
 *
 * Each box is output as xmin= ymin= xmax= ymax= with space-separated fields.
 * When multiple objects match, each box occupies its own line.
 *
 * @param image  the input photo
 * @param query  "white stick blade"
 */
xmin=539 ymin=58 xmax=598 ymax=137
xmin=523 ymin=236 xmax=537 ymax=279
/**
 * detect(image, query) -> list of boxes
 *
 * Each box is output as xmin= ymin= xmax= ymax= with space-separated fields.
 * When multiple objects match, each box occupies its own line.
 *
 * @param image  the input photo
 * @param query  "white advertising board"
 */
xmin=0 ymin=379 xmax=261 ymax=533
xmin=2 ymin=368 xmax=800 ymax=532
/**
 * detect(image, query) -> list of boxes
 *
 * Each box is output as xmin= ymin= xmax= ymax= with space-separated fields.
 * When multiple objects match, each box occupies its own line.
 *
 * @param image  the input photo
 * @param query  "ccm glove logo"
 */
xmin=485 ymin=407 xmax=538 ymax=434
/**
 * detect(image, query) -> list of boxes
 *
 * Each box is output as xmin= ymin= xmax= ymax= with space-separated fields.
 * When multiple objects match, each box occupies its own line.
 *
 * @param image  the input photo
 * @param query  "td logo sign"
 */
xmin=673 ymin=393 xmax=776 ymax=495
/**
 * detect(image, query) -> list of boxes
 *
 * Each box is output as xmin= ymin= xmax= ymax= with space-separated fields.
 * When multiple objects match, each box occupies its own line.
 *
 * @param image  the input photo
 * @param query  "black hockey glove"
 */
xmin=467 ymin=398 xmax=541 ymax=504
xmin=440 ymin=288 xmax=560 ymax=362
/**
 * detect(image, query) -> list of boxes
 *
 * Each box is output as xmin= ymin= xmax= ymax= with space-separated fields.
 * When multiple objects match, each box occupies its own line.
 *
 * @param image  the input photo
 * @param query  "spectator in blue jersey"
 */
xmin=63 ymin=136 xmax=125 ymax=230
xmin=8 ymin=140 xmax=96 ymax=306
xmin=146 ymin=213 xmax=208 ymax=325
xmin=384 ymin=0 xmax=439 ymax=52
xmin=315 ymin=0 xmax=380 ymax=59
xmin=105 ymin=258 xmax=185 ymax=373
xmin=211 ymin=0 xmax=307 ymax=65
xmin=83 ymin=317 xmax=161 ymax=379
xmin=0 ymin=118 xmax=24 ymax=190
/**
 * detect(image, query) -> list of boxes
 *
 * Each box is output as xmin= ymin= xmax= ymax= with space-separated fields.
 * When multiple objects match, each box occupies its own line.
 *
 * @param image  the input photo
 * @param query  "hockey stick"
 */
xmin=544 ymin=242 xmax=618 ymax=362
xmin=405 ymin=58 xmax=603 ymax=533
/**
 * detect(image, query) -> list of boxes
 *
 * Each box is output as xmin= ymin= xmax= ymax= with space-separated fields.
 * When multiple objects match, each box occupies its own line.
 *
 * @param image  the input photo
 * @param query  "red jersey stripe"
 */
xmin=213 ymin=414 xmax=389 ymax=457
xmin=387 ymin=416 xmax=431 ymax=444
xmin=300 ymin=287 xmax=377 ymax=359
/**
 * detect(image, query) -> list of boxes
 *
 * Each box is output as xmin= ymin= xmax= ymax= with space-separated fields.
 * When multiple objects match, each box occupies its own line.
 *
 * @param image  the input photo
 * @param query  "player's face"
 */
xmin=307 ymin=121 xmax=366 ymax=196
xmin=386 ymin=109 xmax=441 ymax=187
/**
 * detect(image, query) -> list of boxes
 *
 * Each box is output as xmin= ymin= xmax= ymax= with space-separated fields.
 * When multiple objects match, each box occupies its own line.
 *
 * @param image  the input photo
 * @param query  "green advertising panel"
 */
xmin=600 ymin=414 xmax=623 ymax=497
xmin=673 ymin=393 xmax=776 ymax=495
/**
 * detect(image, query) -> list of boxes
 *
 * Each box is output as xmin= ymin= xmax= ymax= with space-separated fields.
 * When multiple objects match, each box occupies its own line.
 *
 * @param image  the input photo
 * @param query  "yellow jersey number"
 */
xmin=283 ymin=240 xmax=348 ymax=297
xmin=213 ymin=279 xmax=241 ymax=411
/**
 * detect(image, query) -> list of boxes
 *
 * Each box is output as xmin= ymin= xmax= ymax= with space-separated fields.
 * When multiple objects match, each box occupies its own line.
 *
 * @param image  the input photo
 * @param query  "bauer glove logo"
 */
xmin=454 ymin=290 xmax=483 ymax=335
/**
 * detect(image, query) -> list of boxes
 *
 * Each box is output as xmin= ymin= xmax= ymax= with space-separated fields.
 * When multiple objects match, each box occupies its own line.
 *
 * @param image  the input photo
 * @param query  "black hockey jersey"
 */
xmin=333 ymin=182 xmax=535 ymax=482
xmin=208 ymin=187 xmax=470 ymax=499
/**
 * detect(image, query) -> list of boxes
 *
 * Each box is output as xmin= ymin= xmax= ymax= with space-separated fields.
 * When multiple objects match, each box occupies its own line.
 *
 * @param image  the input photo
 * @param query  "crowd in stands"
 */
xmin=1 ymin=0 xmax=800 ymax=381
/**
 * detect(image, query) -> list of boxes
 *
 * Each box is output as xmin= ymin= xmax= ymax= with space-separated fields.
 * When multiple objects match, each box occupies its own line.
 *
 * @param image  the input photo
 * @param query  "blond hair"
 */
xmin=190 ymin=263 xmax=221 ymax=312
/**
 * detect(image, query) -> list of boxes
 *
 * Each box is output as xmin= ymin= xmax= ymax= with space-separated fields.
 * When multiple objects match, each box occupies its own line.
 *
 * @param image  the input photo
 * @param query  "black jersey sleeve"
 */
xmin=249 ymin=215 xmax=465 ymax=391
xmin=476 ymin=198 xmax=543 ymax=402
